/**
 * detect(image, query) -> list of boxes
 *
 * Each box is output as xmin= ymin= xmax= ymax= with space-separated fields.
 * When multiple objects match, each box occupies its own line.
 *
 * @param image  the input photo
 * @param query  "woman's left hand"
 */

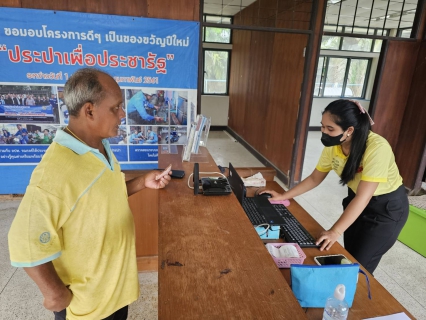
xmin=316 ymin=229 xmax=340 ymax=251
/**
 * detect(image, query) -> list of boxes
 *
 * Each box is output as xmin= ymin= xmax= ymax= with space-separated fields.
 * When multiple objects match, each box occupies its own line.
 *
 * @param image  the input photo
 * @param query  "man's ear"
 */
xmin=81 ymin=102 xmax=94 ymax=118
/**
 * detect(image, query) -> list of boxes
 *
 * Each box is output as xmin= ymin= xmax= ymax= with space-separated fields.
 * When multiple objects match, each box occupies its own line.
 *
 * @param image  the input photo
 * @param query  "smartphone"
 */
xmin=314 ymin=254 xmax=351 ymax=266
xmin=170 ymin=170 xmax=185 ymax=179
xmin=156 ymin=164 xmax=172 ymax=180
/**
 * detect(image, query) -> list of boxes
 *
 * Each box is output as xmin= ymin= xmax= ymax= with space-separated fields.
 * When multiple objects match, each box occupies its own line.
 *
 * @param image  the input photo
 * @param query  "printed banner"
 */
xmin=0 ymin=7 xmax=199 ymax=88
xmin=0 ymin=8 xmax=199 ymax=194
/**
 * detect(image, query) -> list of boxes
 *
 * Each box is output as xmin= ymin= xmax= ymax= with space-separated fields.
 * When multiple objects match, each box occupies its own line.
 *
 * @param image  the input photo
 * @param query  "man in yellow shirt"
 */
xmin=8 ymin=68 xmax=171 ymax=320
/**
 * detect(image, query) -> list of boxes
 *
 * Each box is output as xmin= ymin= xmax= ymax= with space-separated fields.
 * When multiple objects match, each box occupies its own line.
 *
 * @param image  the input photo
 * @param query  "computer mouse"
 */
xmin=258 ymin=192 xmax=272 ymax=199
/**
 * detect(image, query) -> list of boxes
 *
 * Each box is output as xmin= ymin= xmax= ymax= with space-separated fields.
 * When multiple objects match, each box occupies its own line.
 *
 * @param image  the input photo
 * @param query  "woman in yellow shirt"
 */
xmin=263 ymin=99 xmax=408 ymax=274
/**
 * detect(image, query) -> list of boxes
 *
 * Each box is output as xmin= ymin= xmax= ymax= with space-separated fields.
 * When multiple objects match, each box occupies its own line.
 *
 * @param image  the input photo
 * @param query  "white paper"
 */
xmin=266 ymin=244 xmax=299 ymax=258
xmin=242 ymin=172 xmax=266 ymax=187
xmin=363 ymin=312 xmax=411 ymax=320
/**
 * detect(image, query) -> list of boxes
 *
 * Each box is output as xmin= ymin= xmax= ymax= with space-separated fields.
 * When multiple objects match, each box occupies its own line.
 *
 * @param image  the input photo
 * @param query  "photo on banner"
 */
xmin=0 ymin=84 xmax=59 ymax=124
xmin=0 ymin=7 xmax=199 ymax=193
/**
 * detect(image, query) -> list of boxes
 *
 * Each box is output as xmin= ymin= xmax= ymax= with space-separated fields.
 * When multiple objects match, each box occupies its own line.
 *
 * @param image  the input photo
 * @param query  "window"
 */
xmin=203 ymin=15 xmax=232 ymax=44
xmin=203 ymin=49 xmax=230 ymax=95
xmin=320 ymin=26 xmax=389 ymax=53
xmin=314 ymin=56 xmax=371 ymax=98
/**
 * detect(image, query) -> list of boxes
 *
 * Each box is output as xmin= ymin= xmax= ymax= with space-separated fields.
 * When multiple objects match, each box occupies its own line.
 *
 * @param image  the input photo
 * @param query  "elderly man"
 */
xmin=8 ymin=68 xmax=171 ymax=320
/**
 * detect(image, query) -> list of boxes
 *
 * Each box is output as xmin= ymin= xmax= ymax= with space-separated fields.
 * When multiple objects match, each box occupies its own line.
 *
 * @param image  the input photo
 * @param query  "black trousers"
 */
xmin=54 ymin=305 xmax=128 ymax=320
xmin=343 ymin=185 xmax=408 ymax=274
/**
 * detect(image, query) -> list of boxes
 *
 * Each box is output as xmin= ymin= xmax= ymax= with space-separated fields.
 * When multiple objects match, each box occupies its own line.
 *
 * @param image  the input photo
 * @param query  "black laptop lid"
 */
xmin=228 ymin=163 xmax=245 ymax=205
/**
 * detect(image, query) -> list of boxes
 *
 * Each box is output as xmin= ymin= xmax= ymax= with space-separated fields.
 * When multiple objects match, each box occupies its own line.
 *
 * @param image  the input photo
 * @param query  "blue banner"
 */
xmin=0 ymin=104 xmax=54 ymax=122
xmin=0 ymin=8 xmax=199 ymax=88
xmin=0 ymin=8 xmax=199 ymax=194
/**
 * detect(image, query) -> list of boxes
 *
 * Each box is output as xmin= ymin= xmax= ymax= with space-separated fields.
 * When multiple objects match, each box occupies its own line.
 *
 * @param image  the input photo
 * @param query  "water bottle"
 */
xmin=322 ymin=284 xmax=349 ymax=320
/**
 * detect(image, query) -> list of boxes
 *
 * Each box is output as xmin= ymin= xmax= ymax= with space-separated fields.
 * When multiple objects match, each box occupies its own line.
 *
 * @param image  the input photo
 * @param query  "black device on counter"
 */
xmin=201 ymin=177 xmax=232 ymax=196
xmin=157 ymin=168 xmax=185 ymax=179
xmin=193 ymin=162 xmax=231 ymax=196
xmin=194 ymin=163 xmax=200 ymax=195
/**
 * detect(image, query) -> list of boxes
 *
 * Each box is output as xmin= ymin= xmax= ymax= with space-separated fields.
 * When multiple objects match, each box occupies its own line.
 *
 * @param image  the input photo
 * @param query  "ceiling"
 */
xmin=203 ymin=0 xmax=419 ymax=30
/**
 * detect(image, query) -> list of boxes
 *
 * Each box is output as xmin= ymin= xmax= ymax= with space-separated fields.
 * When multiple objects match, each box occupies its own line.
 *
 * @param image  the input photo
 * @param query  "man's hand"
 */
xmin=43 ymin=286 xmax=73 ymax=312
xmin=23 ymin=262 xmax=73 ymax=312
xmin=144 ymin=170 xmax=171 ymax=189
xmin=154 ymin=116 xmax=163 ymax=122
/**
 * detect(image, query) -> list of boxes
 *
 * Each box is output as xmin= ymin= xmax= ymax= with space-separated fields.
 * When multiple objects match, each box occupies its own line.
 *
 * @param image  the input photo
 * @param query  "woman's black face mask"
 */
xmin=321 ymin=132 xmax=346 ymax=147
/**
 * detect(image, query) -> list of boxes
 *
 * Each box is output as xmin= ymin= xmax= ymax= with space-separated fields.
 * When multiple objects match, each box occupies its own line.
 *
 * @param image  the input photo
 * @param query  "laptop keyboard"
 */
xmin=241 ymin=198 xmax=319 ymax=248
xmin=242 ymin=198 xmax=265 ymax=225
xmin=272 ymin=204 xmax=319 ymax=248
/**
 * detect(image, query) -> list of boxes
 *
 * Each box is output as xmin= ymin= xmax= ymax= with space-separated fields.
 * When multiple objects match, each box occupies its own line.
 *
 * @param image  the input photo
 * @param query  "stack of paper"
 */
xmin=242 ymin=172 xmax=266 ymax=187
xmin=266 ymin=244 xmax=299 ymax=258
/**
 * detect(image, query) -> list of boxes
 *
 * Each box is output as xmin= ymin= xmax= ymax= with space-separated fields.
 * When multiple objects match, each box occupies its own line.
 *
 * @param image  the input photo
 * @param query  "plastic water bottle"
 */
xmin=322 ymin=284 xmax=349 ymax=320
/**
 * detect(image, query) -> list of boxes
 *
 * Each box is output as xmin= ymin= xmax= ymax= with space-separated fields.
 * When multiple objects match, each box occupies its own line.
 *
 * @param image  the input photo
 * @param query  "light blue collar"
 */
xmin=54 ymin=129 xmax=114 ymax=171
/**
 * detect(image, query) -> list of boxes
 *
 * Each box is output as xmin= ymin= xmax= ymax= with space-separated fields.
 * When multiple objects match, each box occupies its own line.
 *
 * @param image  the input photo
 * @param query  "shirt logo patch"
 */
xmin=356 ymin=166 xmax=363 ymax=173
xmin=39 ymin=232 xmax=51 ymax=244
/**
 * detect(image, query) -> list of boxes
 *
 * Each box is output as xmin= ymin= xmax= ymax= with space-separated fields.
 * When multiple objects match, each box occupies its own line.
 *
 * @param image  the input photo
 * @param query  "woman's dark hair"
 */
xmin=323 ymin=99 xmax=371 ymax=185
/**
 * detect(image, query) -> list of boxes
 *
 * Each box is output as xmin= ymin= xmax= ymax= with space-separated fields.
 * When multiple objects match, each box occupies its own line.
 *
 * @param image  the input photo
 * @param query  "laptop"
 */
xmin=228 ymin=163 xmax=286 ymax=225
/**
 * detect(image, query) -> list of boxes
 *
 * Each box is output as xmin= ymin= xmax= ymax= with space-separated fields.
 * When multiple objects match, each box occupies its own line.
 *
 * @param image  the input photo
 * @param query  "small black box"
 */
xmin=201 ymin=177 xmax=232 ymax=196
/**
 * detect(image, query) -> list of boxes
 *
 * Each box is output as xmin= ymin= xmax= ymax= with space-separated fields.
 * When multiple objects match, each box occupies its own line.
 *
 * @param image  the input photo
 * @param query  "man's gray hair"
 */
xmin=63 ymin=68 xmax=109 ymax=116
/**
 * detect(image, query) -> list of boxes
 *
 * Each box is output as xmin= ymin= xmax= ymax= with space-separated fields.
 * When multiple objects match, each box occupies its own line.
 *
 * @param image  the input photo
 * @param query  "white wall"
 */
xmin=309 ymin=49 xmax=379 ymax=127
xmin=201 ymin=95 xmax=229 ymax=126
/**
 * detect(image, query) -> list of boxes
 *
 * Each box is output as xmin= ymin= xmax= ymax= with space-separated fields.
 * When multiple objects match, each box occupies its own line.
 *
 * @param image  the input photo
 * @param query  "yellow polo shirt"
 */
xmin=8 ymin=130 xmax=139 ymax=319
xmin=316 ymin=131 xmax=403 ymax=196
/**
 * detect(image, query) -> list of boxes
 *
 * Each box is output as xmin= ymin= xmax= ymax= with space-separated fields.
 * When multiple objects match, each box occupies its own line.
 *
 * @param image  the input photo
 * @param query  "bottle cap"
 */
xmin=334 ymin=284 xmax=346 ymax=301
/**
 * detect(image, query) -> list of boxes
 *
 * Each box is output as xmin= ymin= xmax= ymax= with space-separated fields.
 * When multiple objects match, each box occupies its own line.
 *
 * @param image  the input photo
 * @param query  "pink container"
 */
xmin=266 ymin=243 xmax=306 ymax=268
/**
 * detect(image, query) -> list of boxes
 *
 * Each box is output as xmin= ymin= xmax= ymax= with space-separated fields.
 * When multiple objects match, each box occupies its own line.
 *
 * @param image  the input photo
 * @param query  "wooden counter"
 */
xmin=127 ymin=146 xmax=414 ymax=319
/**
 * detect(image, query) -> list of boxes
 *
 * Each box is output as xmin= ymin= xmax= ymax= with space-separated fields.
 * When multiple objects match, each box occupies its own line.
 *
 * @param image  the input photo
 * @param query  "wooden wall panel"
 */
xmin=83 ymin=0 xmax=148 ymax=16
xmin=1 ymin=0 xmax=21 ymax=7
xmin=228 ymin=30 xmax=251 ymax=135
xmin=245 ymin=31 xmax=275 ymax=152
xmin=371 ymin=41 xmax=419 ymax=150
xmin=128 ymin=188 xmax=159 ymax=256
xmin=2 ymin=0 xmax=199 ymax=20
xmin=228 ymin=0 xmax=320 ymax=183
xmin=277 ymin=1 xmax=312 ymax=30
xmin=395 ymin=42 xmax=426 ymax=189
xmin=266 ymin=33 xmax=307 ymax=169
xmin=20 ymin=0 xmax=70 ymax=11
xmin=147 ymin=0 xmax=199 ymax=21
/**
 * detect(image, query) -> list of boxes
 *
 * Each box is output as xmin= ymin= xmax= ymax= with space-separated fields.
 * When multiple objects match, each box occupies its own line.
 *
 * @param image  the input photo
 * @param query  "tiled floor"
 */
xmin=0 ymin=131 xmax=425 ymax=319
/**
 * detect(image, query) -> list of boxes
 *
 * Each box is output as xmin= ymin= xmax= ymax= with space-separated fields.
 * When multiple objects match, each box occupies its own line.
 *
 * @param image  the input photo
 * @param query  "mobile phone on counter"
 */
xmin=314 ymin=254 xmax=351 ymax=265
xmin=170 ymin=170 xmax=185 ymax=179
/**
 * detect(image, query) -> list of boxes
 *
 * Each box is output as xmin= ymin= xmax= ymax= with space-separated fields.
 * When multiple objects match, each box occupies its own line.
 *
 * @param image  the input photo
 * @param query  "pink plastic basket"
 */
xmin=266 ymin=243 xmax=306 ymax=268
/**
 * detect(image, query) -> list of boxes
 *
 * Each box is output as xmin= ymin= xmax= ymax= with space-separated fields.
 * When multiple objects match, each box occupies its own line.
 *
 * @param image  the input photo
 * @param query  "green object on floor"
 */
xmin=398 ymin=205 xmax=426 ymax=257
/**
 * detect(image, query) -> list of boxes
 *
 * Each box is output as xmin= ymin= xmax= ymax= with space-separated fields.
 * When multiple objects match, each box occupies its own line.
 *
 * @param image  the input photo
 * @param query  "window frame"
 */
xmin=202 ymin=14 xmax=233 ymax=44
xmin=321 ymin=26 xmax=390 ymax=53
xmin=315 ymin=55 xmax=372 ymax=99
xmin=202 ymin=48 xmax=231 ymax=96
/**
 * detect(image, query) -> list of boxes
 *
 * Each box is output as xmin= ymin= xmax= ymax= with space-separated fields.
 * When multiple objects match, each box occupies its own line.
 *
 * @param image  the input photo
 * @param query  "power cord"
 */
xmin=255 ymin=223 xmax=270 ymax=236
xmin=187 ymin=171 xmax=228 ymax=189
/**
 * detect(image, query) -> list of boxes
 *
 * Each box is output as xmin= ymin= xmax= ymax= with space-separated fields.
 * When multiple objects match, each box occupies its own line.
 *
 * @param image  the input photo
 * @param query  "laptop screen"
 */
xmin=228 ymin=163 xmax=245 ymax=205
